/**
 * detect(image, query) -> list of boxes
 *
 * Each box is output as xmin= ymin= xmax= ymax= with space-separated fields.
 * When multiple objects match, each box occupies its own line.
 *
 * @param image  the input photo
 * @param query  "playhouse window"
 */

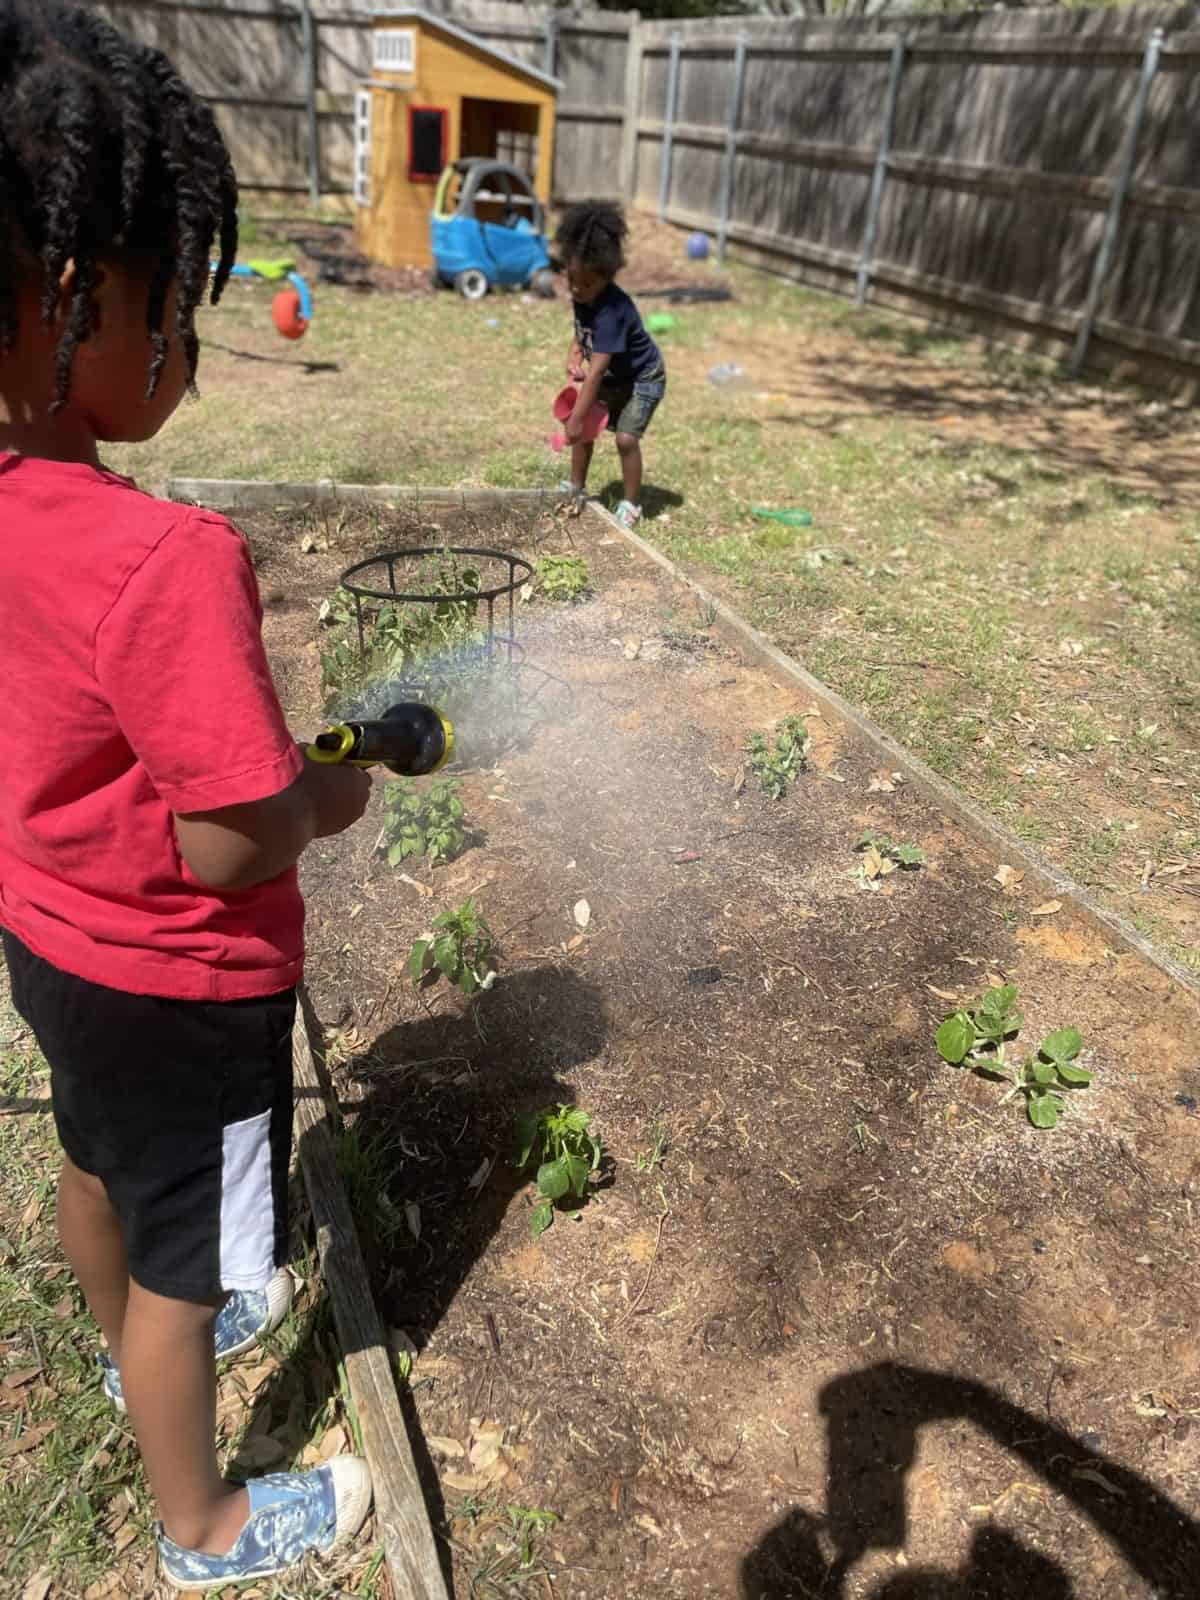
xmin=353 ymin=89 xmax=372 ymax=206
xmin=408 ymin=106 xmax=447 ymax=182
xmin=496 ymin=129 xmax=538 ymax=175
xmin=373 ymin=28 xmax=415 ymax=72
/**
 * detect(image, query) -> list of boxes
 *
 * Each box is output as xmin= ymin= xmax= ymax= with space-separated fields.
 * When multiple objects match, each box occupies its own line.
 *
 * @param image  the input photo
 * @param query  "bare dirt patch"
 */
xmin=242 ymin=498 xmax=1200 ymax=1599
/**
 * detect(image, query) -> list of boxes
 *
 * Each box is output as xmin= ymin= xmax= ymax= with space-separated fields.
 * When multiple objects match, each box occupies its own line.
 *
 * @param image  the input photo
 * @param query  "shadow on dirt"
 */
xmin=742 ymin=1361 xmax=1200 ymax=1599
xmin=244 ymin=965 xmax=608 ymax=1595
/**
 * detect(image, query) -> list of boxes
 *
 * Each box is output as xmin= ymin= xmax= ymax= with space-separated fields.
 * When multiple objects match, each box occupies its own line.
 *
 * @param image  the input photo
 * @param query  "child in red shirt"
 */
xmin=0 ymin=1 xmax=373 ymax=1586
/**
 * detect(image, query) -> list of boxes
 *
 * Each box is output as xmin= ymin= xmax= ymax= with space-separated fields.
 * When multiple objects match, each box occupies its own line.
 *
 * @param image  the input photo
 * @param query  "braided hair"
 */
xmin=554 ymin=202 xmax=628 ymax=279
xmin=0 ymin=0 xmax=237 ymax=411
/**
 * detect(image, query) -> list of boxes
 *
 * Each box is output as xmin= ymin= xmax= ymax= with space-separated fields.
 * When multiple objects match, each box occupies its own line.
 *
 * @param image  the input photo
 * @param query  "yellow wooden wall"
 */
xmin=355 ymin=19 xmax=555 ymax=270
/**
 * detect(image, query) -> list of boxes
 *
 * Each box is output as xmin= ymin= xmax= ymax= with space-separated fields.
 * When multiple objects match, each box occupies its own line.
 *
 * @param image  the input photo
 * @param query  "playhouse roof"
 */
xmin=368 ymin=7 xmax=564 ymax=93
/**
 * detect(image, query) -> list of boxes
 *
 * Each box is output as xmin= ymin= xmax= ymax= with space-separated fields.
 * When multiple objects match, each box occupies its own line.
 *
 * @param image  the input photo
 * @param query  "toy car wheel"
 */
xmin=455 ymin=268 xmax=489 ymax=301
xmin=531 ymin=269 xmax=557 ymax=300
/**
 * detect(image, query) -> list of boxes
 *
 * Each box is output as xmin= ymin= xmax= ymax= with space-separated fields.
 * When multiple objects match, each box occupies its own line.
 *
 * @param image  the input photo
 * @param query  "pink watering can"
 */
xmin=548 ymin=384 xmax=608 ymax=453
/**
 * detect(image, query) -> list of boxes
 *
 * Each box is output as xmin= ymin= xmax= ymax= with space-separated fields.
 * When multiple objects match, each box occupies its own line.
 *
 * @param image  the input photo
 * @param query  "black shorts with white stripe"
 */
xmin=2 ymin=929 xmax=294 ymax=1304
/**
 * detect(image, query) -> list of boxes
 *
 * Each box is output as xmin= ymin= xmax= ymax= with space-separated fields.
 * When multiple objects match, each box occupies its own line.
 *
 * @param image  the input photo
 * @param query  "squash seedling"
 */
xmin=744 ymin=715 xmax=810 ymax=800
xmin=936 ymin=985 xmax=1091 ymax=1127
xmin=406 ymin=900 xmax=497 ymax=997
xmin=513 ymin=1104 xmax=603 ymax=1237
xmin=854 ymin=830 xmax=925 ymax=889
xmin=533 ymin=553 xmax=590 ymax=603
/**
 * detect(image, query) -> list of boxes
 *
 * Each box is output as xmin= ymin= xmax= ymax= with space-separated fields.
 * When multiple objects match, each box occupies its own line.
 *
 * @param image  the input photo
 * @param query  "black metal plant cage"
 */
xmin=338 ymin=545 xmax=533 ymax=666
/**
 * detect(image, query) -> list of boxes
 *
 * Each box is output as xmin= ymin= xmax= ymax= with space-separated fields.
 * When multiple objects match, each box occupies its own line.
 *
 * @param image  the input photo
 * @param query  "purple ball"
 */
xmin=686 ymin=231 xmax=710 ymax=261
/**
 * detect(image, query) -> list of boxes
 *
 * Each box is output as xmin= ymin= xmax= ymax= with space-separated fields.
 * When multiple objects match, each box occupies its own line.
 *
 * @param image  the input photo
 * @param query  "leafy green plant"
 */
xmin=853 ymin=830 xmax=925 ymax=890
xmin=406 ymin=900 xmax=497 ymax=997
xmin=513 ymin=1104 xmax=603 ymax=1237
xmin=744 ymin=715 xmax=810 ymax=799
xmin=507 ymin=1505 xmax=559 ymax=1567
xmin=318 ymin=552 xmax=483 ymax=702
xmin=856 ymin=830 xmax=925 ymax=868
xmin=936 ymin=985 xmax=1091 ymax=1128
xmin=534 ymin=553 xmax=589 ymax=602
xmin=381 ymin=777 xmax=465 ymax=867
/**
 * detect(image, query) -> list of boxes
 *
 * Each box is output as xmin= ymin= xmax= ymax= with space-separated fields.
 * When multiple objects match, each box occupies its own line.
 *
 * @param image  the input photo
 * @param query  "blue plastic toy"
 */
xmin=430 ymin=159 xmax=557 ymax=301
xmin=687 ymin=231 xmax=710 ymax=261
xmin=210 ymin=260 xmax=314 ymax=338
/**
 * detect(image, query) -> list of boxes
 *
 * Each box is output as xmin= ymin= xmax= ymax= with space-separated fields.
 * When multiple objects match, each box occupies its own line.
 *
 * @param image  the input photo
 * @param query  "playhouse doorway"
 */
xmin=461 ymin=97 xmax=540 ymax=175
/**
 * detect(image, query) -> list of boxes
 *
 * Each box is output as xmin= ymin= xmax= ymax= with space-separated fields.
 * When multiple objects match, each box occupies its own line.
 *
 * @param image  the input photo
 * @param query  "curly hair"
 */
xmin=0 ymin=0 xmax=238 ymax=411
xmin=553 ymin=202 xmax=628 ymax=279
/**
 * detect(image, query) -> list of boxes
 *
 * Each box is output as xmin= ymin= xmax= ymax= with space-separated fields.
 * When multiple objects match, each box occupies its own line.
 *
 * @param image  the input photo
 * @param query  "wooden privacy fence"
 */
xmin=90 ymin=0 xmax=634 ymax=206
xmin=87 ymin=0 xmax=1200 ymax=386
xmin=629 ymin=8 xmax=1200 ymax=385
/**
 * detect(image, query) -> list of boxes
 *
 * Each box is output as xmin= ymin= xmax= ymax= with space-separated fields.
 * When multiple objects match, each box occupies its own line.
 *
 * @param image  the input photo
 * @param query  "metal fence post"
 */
xmin=1070 ymin=27 xmax=1164 ymax=377
xmin=855 ymin=34 xmax=905 ymax=307
xmin=542 ymin=10 xmax=559 ymax=80
xmin=717 ymin=34 xmax=748 ymax=263
xmin=298 ymin=0 xmax=320 ymax=209
xmin=658 ymin=33 xmax=681 ymax=223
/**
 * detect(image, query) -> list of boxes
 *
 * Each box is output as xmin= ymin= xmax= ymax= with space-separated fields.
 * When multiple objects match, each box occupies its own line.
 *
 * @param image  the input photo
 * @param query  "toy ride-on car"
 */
xmin=430 ymin=158 xmax=557 ymax=301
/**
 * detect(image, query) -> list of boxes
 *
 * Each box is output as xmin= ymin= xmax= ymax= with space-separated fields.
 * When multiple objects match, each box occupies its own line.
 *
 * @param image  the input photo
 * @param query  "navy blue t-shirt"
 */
xmin=573 ymin=282 xmax=661 ymax=384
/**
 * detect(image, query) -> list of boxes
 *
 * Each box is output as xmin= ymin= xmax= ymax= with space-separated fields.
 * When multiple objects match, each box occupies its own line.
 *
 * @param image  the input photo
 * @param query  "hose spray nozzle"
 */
xmin=306 ymin=701 xmax=454 ymax=777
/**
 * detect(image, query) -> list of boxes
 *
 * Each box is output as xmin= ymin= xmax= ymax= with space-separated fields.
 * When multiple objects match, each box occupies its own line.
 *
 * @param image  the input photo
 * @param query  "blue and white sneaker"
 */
xmin=613 ymin=500 xmax=643 ymax=531
xmin=99 ymin=1268 xmax=294 ymax=1413
xmin=157 ymin=1458 xmax=373 ymax=1591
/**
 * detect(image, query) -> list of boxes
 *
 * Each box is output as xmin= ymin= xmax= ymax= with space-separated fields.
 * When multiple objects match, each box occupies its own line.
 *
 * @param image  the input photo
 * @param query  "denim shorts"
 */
xmin=600 ymin=364 xmax=666 ymax=439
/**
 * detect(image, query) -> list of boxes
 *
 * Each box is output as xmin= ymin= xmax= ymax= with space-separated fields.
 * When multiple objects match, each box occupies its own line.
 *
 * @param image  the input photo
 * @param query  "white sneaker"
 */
xmin=614 ymin=500 xmax=642 ymax=530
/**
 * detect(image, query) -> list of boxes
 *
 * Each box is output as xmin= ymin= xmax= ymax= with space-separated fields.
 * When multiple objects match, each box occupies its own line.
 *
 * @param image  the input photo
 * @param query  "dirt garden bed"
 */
xmin=245 ymin=496 xmax=1200 ymax=1600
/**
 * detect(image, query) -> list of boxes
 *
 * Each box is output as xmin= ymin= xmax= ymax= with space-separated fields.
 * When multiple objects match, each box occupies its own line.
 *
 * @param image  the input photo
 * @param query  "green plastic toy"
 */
xmin=751 ymin=506 xmax=813 ymax=528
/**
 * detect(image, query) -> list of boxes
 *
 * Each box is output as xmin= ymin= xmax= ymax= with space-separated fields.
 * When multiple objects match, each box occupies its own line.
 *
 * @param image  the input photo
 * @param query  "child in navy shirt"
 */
xmin=556 ymin=203 xmax=666 ymax=529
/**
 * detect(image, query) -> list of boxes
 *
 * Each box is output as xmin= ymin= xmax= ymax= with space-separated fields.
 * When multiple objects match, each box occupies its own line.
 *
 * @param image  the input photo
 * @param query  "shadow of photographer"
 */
xmin=743 ymin=1360 xmax=1200 ymax=1600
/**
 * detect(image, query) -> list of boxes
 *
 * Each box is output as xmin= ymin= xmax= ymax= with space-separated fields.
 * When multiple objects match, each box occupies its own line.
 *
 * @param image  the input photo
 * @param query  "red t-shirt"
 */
xmin=0 ymin=455 xmax=305 ymax=1001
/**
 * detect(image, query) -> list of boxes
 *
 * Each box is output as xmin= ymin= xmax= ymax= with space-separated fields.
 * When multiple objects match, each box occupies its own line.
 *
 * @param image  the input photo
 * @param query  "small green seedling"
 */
xmin=936 ymin=985 xmax=1091 ymax=1128
xmin=507 ymin=1505 xmax=559 ymax=1567
xmin=534 ymin=552 xmax=590 ymax=603
xmin=744 ymin=715 xmax=810 ymax=800
xmin=513 ymin=1104 xmax=603 ymax=1237
xmin=382 ymin=778 xmax=465 ymax=867
xmin=854 ymin=830 xmax=925 ymax=890
xmin=406 ymin=900 xmax=497 ymax=997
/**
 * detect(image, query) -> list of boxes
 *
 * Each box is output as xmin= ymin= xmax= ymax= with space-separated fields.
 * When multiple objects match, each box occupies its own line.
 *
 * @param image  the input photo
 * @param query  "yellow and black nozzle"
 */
xmin=306 ymin=701 xmax=454 ymax=777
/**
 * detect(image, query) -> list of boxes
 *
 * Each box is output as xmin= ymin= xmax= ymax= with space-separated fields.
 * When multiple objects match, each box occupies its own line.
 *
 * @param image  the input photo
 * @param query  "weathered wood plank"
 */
xmin=292 ymin=995 xmax=450 ymax=1600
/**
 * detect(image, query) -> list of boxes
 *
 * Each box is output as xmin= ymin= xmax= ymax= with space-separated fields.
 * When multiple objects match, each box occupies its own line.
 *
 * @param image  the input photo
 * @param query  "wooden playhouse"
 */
xmin=353 ymin=7 xmax=560 ymax=270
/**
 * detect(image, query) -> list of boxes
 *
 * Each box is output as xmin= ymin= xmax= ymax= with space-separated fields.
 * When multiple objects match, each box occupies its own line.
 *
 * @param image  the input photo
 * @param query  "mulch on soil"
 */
xmin=249 ymin=498 xmax=1200 ymax=1600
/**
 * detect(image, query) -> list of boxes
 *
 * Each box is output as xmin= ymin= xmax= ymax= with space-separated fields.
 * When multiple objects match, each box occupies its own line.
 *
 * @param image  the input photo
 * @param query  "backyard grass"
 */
xmin=0 ymin=969 xmax=396 ymax=1599
xmin=106 ymin=215 xmax=1200 ymax=971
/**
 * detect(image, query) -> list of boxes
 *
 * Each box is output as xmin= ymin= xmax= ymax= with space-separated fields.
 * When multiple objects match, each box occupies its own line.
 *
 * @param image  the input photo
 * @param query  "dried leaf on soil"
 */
xmin=428 ymin=1435 xmax=466 ymax=1459
xmin=21 ymin=1570 xmax=51 ymax=1600
xmin=573 ymin=898 xmax=591 ymax=929
xmin=1032 ymin=899 xmax=1063 ymax=917
xmin=994 ymin=865 xmax=1025 ymax=895
xmin=0 ymin=1421 xmax=53 ymax=1457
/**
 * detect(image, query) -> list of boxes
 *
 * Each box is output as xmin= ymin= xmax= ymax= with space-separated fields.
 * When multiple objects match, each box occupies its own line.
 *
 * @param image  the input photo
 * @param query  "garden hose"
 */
xmin=306 ymin=702 xmax=454 ymax=777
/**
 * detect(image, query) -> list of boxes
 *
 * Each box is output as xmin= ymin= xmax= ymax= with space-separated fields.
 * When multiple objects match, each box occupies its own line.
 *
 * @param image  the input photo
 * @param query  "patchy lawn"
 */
xmin=0 ymin=966 xmax=397 ymax=1599
xmin=105 ymin=214 xmax=1200 ymax=971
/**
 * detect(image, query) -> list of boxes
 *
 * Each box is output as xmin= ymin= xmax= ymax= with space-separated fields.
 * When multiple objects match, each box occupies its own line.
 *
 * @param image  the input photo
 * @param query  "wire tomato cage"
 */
xmin=338 ymin=544 xmax=533 ymax=666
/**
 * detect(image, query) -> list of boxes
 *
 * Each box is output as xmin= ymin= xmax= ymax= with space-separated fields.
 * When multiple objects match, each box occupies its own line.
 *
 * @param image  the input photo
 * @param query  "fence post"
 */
xmin=855 ymin=34 xmax=905 ymax=307
xmin=298 ymin=0 xmax=320 ymax=210
xmin=542 ymin=9 xmax=558 ymax=79
xmin=717 ymin=34 xmax=748 ymax=264
xmin=1070 ymin=26 xmax=1164 ymax=377
xmin=619 ymin=12 xmax=643 ymax=204
xmin=658 ymin=32 xmax=681 ymax=223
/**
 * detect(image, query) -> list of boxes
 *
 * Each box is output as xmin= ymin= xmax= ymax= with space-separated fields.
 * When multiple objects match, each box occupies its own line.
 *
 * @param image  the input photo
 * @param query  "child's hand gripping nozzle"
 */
xmin=306 ymin=702 xmax=454 ymax=777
